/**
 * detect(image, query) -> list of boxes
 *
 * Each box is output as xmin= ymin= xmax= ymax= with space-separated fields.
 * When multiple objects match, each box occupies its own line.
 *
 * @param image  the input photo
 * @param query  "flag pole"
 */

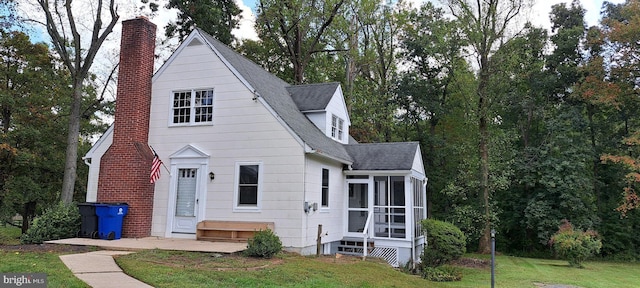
xmin=149 ymin=145 xmax=170 ymax=174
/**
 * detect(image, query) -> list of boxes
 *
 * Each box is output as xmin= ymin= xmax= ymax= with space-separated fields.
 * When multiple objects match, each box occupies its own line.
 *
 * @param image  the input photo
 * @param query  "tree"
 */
xmin=599 ymin=0 xmax=640 ymax=215
xmin=395 ymin=2 xmax=475 ymax=220
xmin=165 ymin=0 xmax=241 ymax=45
xmin=445 ymin=0 xmax=530 ymax=253
xmin=344 ymin=0 xmax=407 ymax=142
xmin=255 ymin=0 xmax=347 ymax=84
xmin=34 ymin=0 xmax=119 ymax=204
xmin=0 ymin=30 xmax=74 ymax=231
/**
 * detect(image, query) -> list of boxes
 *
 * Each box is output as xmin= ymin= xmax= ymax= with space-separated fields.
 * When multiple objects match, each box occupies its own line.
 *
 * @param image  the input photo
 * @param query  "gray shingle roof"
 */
xmin=286 ymin=83 xmax=340 ymax=111
xmin=344 ymin=142 xmax=419 ymax=170
xmin=197 ymin=30 xmax=353 ymax=163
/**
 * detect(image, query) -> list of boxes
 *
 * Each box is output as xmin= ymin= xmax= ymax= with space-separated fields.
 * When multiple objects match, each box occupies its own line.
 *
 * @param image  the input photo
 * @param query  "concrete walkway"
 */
xmin=59 ymin=250 xmax=153 ymax=288
xmin=49 ymin=237 xmax=247 ymax=287
xmin=47 ymin=237 xmax=247 ymax=253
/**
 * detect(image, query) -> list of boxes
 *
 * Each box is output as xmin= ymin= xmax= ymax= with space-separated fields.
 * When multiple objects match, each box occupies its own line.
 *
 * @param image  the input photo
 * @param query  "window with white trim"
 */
xmin=321 ymin=168 xmax=329 ymax=207
xmin=234 ymin=162 xmax=262 ymax=210
xmin=171 ymin=89 xmax=214 ymax=125
xmin=331 ymin=114 xmax=344 ymax=141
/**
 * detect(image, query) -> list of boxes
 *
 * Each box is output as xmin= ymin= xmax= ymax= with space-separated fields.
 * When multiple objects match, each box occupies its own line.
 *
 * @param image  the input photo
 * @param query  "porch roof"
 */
xmin=344 ymin=142 xmax=419 ymax=171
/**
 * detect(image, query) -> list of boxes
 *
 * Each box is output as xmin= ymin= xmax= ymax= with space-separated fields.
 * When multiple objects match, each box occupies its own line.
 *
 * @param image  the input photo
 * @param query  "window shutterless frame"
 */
xmin=170 ymin=88 xmax=214 ymax=126
xmin=233 ymin=162 xmax=263 ymax=212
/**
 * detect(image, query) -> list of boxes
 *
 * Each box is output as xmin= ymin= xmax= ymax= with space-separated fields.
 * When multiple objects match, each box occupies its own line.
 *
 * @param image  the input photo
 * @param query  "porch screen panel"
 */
xmin=374 ymin=177 xmax=388 ymax=237
xmin=413 ymin=177 xmax=425 ymax=237
xmin=374 ymin=176 xmax=406 ymax=238
xmin=390 ymin=177 xmax=406 ymax=238
xmin=176 ymin=168 xmax=197 ymax=217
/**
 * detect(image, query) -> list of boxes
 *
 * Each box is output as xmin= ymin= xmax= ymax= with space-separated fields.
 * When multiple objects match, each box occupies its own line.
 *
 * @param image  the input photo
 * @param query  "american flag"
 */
xmin=150 ymin=152 xmax=162 ymax=183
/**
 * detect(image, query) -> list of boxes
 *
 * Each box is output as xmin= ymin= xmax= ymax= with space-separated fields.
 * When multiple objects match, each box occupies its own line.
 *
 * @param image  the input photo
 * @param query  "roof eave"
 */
xmin=305 ymin=147 xmax=353 ymax=165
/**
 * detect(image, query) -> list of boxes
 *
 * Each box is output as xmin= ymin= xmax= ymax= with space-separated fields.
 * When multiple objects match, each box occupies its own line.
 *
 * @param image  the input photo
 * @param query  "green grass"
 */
xmin=117 ymin=250 xmax=640 ymax=288
xmin=0 ymin=226 xmax=89 ymax=288
xmin=432 ymin=255 xmax=640 ymax=288
xmin=0 ymin=225 xmax=22 ymax=245
xmin=0 ymin=250 xmax=89 ymax=288
xmin=3 ymin=225 xmax=640 ymax=288
xmin=116 ymin=250 xmax=429 ymax=287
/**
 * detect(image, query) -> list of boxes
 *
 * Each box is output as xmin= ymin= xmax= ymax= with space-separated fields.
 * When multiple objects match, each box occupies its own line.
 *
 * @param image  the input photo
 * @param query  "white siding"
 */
xmin=148 ymin=38 xmax=307 ymax=248
xmin=301 ymin=155 xmax=346 ymax=253
xmin=306 ymin=112 xmax=325 ymax=133
xmin=324 ymin=89 xmax=350 ymax=144
xmin=412 ymin=146 xmax=425 ymax=176
xmin=84 ymin=127 xmax=113 ymax=202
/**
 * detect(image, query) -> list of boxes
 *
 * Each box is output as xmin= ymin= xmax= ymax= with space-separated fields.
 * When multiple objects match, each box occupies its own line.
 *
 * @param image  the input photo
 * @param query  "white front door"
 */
xmin=173 ymin=168 xmax=199 ymax=233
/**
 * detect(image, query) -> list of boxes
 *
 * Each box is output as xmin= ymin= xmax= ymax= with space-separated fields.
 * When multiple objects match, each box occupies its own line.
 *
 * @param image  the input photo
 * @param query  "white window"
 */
xmin=234 ymin=162 xmax=263 ymax=211
xmin=171 ymin=89 xmax=214 ymax=125
xmin=321 ymin=168 xmax=329 ymax=208
xmin=331 ymin=114 xmax=344 ymax=140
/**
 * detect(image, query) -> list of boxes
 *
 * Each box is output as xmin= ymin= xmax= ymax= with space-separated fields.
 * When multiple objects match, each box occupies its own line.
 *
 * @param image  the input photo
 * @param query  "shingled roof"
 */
xmin=344 ymin=142 xmax=420 ymax=170
xmin=287 ymin=83 xmax=340 ymax=112
xmin=197 ymin=29 xmax=353 ymax=163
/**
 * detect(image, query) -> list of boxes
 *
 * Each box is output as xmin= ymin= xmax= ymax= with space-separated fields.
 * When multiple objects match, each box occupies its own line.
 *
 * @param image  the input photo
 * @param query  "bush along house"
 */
xmin=84 ymin=17 xmax=427 ymax=267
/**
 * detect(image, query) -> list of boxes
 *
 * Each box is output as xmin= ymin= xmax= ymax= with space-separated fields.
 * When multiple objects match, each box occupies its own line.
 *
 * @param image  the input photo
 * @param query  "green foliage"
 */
xmin=0 ymin=30 xmax=76 ymax=232
xmin=421 ymin=219 xmax=466 ymax=268
xmin=165 ymin=0 xmax=241 ymax=45
xmin=21 ymin=202 xmax=80 ymax=244
xmin=243 ymin=229 xmax=282 ymax=258
xmin=549 ymin=220 xmax=602 ymax=268
xmin=421 ymin=266 xmax=463 ymax=282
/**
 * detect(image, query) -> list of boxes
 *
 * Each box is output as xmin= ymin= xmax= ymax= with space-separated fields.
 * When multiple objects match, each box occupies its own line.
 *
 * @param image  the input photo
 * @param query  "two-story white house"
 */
xmin=84 ymin=18 xmax=426 ymax=267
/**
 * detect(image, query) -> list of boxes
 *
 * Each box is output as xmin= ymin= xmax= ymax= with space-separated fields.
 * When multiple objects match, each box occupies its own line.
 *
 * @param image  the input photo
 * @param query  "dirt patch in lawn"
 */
xmin=0 ymin=243 xmax=96 ymax=254
xmin=120 ymin=250 xmax=286 ymax=271
xmin=534 ymin=283 xmax=583 ymax=288
xmin=451 ymin=257 xmax=491 ymax=268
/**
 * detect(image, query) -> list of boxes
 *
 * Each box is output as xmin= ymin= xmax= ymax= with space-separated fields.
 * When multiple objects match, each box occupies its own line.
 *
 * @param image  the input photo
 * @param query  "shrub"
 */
xmin=243 ymin=229 xmax=282 ymax=258
xmin=422 ymin=266 xmax=463 ymax=282
xmin=21 ymin=202 xmax=80 ymax=244
xmin=421 ymin=219 xmax=466 ymax=268
xmin=549 ymin=220 xmax=602 ymax=268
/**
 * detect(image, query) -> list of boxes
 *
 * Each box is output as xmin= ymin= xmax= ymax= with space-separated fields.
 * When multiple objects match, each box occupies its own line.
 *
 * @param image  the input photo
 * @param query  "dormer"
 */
xmin=287 ymin=83 xmax=351 ymax=144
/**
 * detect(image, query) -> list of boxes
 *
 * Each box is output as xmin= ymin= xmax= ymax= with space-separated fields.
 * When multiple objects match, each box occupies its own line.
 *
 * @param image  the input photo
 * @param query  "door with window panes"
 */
xmin=346 ymin=178 xmax=371 ymax=236
xmin=173 ymin=168 xmax=200 ymax=233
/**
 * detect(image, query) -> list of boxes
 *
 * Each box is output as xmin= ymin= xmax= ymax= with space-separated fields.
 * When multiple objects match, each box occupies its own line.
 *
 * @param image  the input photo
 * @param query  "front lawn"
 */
xmin=3 ymin=225 xmax=640 ymax=288
xmin=117 ymin=250 xmax=640 ymax=288
xmin=0 ymin=250 xmax=89 ymax=288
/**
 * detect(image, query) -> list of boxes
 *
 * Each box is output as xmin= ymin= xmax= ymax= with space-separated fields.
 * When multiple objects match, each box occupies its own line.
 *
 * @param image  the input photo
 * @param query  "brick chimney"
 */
xmin=97 ymin=17 xmax=157 ymax=238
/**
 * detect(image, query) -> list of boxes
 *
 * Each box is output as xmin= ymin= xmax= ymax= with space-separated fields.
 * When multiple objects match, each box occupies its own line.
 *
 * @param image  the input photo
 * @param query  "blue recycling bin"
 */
xmin=95 ymin=203 xmax=128 ymax=240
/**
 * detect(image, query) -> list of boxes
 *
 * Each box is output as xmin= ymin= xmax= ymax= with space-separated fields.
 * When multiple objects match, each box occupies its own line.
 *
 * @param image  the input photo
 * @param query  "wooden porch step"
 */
xmin=337 ymin=239 xmax=374 ymax=255
xmin=196 ymin=221 xmax=274 ymax=243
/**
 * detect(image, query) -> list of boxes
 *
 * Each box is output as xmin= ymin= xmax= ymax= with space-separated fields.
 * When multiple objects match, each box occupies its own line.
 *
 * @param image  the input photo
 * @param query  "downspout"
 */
xmin=303 ymin=149 xmax=308 ymax=250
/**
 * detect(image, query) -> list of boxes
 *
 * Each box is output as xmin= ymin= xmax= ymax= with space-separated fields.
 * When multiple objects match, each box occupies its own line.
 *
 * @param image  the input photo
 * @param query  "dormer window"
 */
xmin=331 ymin=114 xmax=344 ymax=141
xmin=171 ymin=89 xmax=214 ymax=125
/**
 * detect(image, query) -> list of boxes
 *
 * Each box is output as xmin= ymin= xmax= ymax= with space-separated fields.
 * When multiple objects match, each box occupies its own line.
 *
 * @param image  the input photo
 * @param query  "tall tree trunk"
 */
xmin=476 ymin=44 xmax=493 ymax=253
xmin=61 ymin=84 xmax=83 ymax=204
xmin=21 ymin=201 xmax=37 ymax=234
xmin=37 ymin=0 xmax=119 ymax=204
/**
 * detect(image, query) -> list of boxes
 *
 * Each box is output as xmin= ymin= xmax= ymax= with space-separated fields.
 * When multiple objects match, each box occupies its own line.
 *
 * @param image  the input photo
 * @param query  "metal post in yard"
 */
xmin=491 ymin=229 xmax=496 ymax=288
